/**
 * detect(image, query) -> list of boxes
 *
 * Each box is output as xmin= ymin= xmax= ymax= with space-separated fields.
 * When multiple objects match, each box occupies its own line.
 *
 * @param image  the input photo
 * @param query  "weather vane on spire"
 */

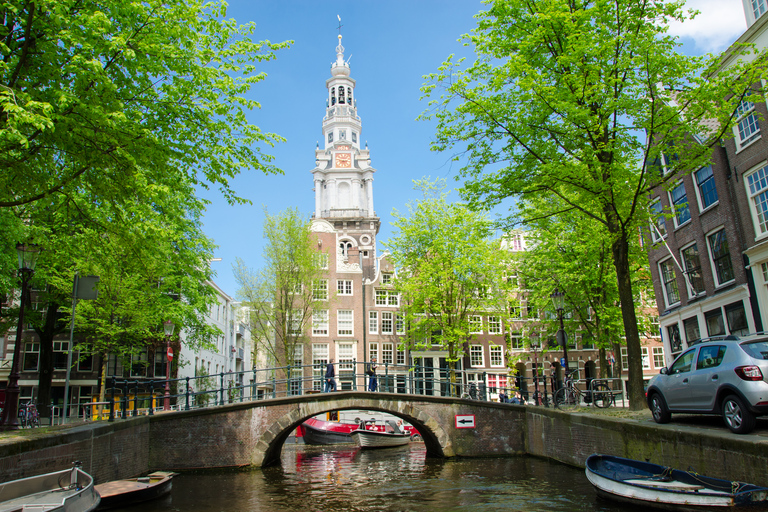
xmin=337 ymin=15 xmax=343 ymax=36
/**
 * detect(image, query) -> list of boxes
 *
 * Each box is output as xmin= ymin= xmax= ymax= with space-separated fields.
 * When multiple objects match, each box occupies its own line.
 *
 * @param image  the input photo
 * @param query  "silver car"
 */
xmin=646 ymin=335 xmax=768 ymax=434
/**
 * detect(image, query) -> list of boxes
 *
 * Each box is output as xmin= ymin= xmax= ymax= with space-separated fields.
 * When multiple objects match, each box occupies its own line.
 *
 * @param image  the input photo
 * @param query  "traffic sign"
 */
xmin=455 ymin=414 xmax=475 ymax=429
xmin=167 ymin=346 xmax=174 ymax=362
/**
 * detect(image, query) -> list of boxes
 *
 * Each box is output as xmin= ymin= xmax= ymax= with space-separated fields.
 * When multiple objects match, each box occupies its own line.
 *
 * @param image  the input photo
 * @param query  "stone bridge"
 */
xmin=149 ymin=391 xmax=527 ymax=468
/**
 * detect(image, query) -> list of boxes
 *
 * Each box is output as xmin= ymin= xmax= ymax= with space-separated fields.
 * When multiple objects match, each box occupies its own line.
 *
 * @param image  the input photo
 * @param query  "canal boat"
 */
xmin=299 ymin=417 xmax=357 ymax=445
xmin=0 ymin=462 xmax=100 ymax=512
xmin=350 ymin=420 xmax=411 ymax=449
xmin=94 ymin=471 xmax=177 ymax=510
xmin=585 ymin=454 xmax=768 ymax=510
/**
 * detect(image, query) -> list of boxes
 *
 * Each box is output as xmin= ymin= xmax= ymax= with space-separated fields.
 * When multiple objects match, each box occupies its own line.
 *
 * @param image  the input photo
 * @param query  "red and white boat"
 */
xmin=350 ymin=420 xmax=411 ymax=449
xmin=298 ymin=417 xmax=358 ymax=445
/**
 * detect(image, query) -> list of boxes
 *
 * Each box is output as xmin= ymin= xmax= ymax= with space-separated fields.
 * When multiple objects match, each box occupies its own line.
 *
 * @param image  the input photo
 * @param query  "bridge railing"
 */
xmin=48 ymin=361 xmax=589 ymax=424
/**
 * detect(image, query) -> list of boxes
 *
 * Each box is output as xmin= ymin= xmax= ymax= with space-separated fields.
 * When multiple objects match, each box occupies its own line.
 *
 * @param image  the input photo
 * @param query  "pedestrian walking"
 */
xmin=324 ymin=359 xmax=337 ymax=392
xmin=366 ymin=357 xmax=378 ymax=392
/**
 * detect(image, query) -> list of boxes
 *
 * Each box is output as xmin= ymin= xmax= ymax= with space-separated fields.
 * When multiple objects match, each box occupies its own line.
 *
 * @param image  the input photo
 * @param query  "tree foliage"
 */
xmin=420 ymin=0 xmax=759 ymax=408
xmin=234 ymin=208 xmax=328 ymax=370
xmin=386 ymin=179 xmax=511 ymax=381
xmin=0 ymin=0 xmax=289 ymax=209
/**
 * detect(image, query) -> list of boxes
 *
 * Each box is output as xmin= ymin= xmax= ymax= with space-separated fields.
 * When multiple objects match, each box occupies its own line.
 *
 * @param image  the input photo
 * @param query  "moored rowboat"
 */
xmin=351 ymin=420 xmax=411 ymax=449
xmin=94 ymin=471 xmax=176 ymax=510
xmin=0 ymin=462 xmax=100 ymax=512
xmin=585 ymin=454 xmax=768 ymax=510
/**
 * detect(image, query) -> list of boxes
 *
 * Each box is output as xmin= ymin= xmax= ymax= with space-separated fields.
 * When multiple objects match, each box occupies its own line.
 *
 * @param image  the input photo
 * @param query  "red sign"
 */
xmin=167 ymin=346 xmax=174 ymax=362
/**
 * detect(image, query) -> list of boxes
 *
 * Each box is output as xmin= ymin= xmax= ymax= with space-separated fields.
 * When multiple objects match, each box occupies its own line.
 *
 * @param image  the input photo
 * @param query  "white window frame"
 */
xmin=337 ymin=310 xmax=353 ymax=336
xmin=488 ymin=316 xmax=502 ymax=335
xmin=510 ymin=332 xmax=524 ymax=351
xmin=470 ymin=345 xmax=484 ymax=367
xmin=312 ymin=343 xmax=329 ymax=391
xmin=337 ymin=279 xmax=353 ymax=296
xmin=382 ymin=342 xmax=394 ymax=364
xmin=652 ymin=346 xmax=665 ymax=368
xmin=668 ymin=181 xmax=691 ymax=228
xmin=315 ymin=253 xmax=329 ymax=269
xmin=369 ymin=342 xmax=378 ymax=362
xmin=620 ymin=347 xmax=629 ymax=371
xmin=641 ymin=347 xmax=650 ymax=370
xmin=469 ymin=315 xmax=483 ymax=334
xmin=289 ymin=309 xmax=303 ymax=336
xmin=658 ymin=257 xmax=681 ymax=307
xmin=693 ymin=165 xmax=718 ymax=212
xmin=706 ymin=227 xmax=735 ymax=287
xmin=381 ymin=311 xmax=393 ymax=335
xmin=313 ymin=279 xmax=328 ymax=301
xmin=489 ymin=345 xmax=504 ymax=367
xmin=375 ymin=289 xmax=399 ymax=306
xmin=382 ymin=273 xmax=393 ymax=285
xmin=753 ymin=0 xmax=767 ymax=22
xmin=745 ymin=163 xmax=768 ymax=239
xmin=649 ymin=197 xmax=667 ymax=242
xmin=735 ymin=97 xmax=761 ymax=150
xmin=395 ymin=314 xmax=405 ymax=335
xmin=312 ymin=309 xmax=329 ymax=336
xmin=368 ymin=311 xmax=378 ymax=334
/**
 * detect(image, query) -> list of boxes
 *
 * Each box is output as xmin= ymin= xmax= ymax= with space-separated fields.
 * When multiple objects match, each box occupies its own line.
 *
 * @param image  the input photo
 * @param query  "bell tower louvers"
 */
xmin=312 ymin=35 xmax=379 ymax=235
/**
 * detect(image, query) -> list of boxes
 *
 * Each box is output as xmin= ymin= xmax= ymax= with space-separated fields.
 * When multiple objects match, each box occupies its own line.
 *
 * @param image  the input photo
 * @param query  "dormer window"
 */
xmin=753 ymin=0 xmax=767 ymax=22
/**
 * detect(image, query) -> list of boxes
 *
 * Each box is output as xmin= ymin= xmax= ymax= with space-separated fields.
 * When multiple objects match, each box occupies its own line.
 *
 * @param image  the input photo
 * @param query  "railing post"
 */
xmin=219 ymin=372 xmax=225 ymax=405
xmin=352 ymin=359 xmax=357 ymax=391
xmin=134 ymin=380 xmax=139 ymax=416
xmin=109 ymin=377 xmax=115 ymax=422
xmin=385 ymin=362 xmax=389 ymax=393
xmin=252 ymin=368 xmax=257 ymax=401
xmin=543 ymin=372 xmax=549 ymax=408
xmin=481 ymin=372 xmax=487 ymax=401
xmin=272 ymin=375 xmax=276 ymax=399
xmin=148 ymin=380 xmax=154 ymax=415
xmin=121 ymin=380 xmax=128 ymax=419
xmin=185 ymin=377 xmax=190 ymax=410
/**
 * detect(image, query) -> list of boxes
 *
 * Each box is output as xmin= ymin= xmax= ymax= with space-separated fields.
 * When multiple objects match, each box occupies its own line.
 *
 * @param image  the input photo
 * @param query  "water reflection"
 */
xmin=111 ymin=444 xmax=640 ymax=512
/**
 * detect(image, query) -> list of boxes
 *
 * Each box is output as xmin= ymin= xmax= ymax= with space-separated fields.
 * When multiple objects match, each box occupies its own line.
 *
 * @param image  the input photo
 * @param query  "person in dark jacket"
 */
xmin=324 ymin=359 xmax=336 ymax=392
xmin=366 ymin=357 xmax=378 ymax=392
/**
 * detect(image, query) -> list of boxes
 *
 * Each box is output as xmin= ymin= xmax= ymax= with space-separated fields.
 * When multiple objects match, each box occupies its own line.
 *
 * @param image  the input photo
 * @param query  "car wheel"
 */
xmin=649 ymin=393 xmax=671 ymax=424
xmin=722 ymin=394 xmax=756 ymax=434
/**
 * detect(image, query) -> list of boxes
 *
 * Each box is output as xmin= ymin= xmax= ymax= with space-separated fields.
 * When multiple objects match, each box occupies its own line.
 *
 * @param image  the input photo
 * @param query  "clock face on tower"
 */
xmin=336 ymin=153 xmax=351 ymax=168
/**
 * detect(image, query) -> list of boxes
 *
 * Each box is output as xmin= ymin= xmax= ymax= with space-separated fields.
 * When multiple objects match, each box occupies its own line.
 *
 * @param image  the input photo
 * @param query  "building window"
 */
xmin=488 ymin=316 xmax=502 ymax=335
xmin=396 ymin=314 xmax=405 ymax=335
xmin=509 ymin=332 xmax=524 ymax=350
xmin=490 ymin=346 xmax=503 ymax=367
xmin=312 ymin=309 xmax=329 ymax=336
xmin=470 ymin=345 xmax=483 ymax=367
xmin=369 ymin=342 xmax=378 ymax=362
xmin=312 ymin=344 xmax=328 ymax=391
xmin=397 ymin=347 xmax=406 ymax=365
xmin=382 ymin=343 xmax=394 ymax=364
xmin=620 ymin=347 xmax=629 ymax=370
xmin=313 ymin=279 xmax=328 ymax=300
xmin=746 ymin=164 xmax=768 ymax=236
xmin=669 ymin=182 xmax=691 ymax=226
xmin=725 ymin=301 xmax=749 ymax=336
xmin=680 ymin=243 xmax=705 ymax=296
xmin=288 ymin=309 xmax=303 ymax=336
xmin=469 ymin=315 xmax=483 ymax=334
xmin=375 ymin=289 xmax=400 ymax=306
xmin=705 ymin=308 xmax=725 ymax=337
xmin=649 ymin=198 xmax=666 ymax=242
xmin=53 ymin=341 xmax=69 ymax=370
xmin=381 ymin=312 xmax=393 ymax=334
xmin=736 ymin=98 xmax=760 ymax=148
xmin=652 ymin=346 xmax=665 ymax=368
xmin=368 ymin=311 xmax=378 ymax=334
xmin=337 ymin=279 xmax=353 ymax=296
xmin=667 ymin=323 xmax=682 ymax=353
xmin=695 ymin=165 xmax=718 ymax=210
xmin=337 ymin=342 xmax=355 ymax=382
xmin=754 ymin=0 xmax=768 ymax=20
xmin=683 ymin=316 xmax=700 ymax=345
xmin=641 ymin=347 xmax=650 ymax=370
xmin=509 ymin=302 xmax=522 ymax=320
xmin=382 ymin=273 xmax=393 ymax=285
xmin=23 ymin=342 xmax=40 ymax=371
xmin=315 ymin=253 xmax=329 ymax=269
xmin=659 ymin=258 xmax=680 ymax=306
xmin=77 ymin=350 xmax=93 ymax=372
xmin=707 ymin=229 xmax=734 ymax=286
xmin=337 ymin=310 xmax=353 ymax=336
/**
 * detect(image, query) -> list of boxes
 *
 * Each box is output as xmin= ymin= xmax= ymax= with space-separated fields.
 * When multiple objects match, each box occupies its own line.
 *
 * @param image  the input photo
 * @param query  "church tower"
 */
xmin=311 ymin=34 xmax=380 ymax=281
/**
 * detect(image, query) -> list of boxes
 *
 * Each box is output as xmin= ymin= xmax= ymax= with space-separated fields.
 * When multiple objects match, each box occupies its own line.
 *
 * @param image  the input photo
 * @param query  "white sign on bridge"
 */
xmin=455 ymin=414 xmax=475 ymax=429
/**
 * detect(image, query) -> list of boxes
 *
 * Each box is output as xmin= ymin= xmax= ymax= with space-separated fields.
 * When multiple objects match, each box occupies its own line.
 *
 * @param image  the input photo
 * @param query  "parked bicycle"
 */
xmin=19 ymin=401 xmax=39 ymax=428
xmin=554 ymin=371 xmax=612 ymax=410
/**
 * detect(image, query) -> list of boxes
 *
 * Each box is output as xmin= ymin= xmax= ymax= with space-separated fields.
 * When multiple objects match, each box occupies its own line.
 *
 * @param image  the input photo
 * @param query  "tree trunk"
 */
xmin=611 ymin=235 xmax=645 ymax=410
xmin=35 ymin=302 xmax=63 ymax=419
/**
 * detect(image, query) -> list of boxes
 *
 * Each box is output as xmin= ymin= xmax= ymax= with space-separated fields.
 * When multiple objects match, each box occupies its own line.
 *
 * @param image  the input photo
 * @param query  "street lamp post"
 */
xmin=0 ymin=243 xmax=41 ymax=430
xmin=163 ymin=320 xmax=175 ymax=411
xmin=551 ymin=288 xmax=570 ymax=375
xmin=530 ymin=332 xmax=541 ymax=406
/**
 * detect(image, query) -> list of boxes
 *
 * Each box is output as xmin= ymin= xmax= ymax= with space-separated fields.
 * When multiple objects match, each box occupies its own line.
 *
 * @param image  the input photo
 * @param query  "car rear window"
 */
xmin=740 ymin=341 xmax=768 ymax=360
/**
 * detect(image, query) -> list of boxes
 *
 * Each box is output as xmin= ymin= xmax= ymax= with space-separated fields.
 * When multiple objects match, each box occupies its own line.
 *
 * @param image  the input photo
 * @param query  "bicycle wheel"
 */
xmin=592 ymin=383 xmax=612 ymax=408
xmin=554 ymin=388 xmax=579 ymax=411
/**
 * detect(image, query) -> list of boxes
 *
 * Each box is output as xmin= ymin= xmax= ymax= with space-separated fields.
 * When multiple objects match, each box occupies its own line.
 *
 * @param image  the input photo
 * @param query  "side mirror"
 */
xmin=659 ymin=367 xmax=668 ymax=375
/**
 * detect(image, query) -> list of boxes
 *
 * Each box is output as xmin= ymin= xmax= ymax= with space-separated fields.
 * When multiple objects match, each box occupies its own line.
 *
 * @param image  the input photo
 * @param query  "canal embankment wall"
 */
xmin=2 ymin=405 xmax=768 ymax=486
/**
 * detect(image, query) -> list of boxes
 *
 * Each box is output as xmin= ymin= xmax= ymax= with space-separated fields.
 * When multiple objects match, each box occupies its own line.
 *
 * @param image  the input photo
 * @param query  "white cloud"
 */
xmin=667 ymin=0 xmax=747 ymax=53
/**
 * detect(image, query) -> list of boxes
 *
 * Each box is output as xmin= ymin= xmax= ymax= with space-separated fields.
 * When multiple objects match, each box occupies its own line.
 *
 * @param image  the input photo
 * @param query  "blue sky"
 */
xmin=203 ymin=0 xmax=747 ymax=299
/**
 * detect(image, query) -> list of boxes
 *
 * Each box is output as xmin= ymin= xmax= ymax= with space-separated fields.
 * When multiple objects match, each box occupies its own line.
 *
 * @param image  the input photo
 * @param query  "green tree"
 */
xmin=420 ymin=0 xmax=758 ymax=408
xmin=385 ymin=179 xmax=510 ymax=391
xmin=0 ymin=0 xmax=289 ymax=210
xmin=234 ymin=208 xmax=328 ymax=372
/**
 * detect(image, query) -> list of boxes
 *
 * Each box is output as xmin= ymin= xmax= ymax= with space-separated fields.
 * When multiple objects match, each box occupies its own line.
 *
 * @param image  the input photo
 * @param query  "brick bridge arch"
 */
xmin=148 ymin=392 xmax=527 ymax=469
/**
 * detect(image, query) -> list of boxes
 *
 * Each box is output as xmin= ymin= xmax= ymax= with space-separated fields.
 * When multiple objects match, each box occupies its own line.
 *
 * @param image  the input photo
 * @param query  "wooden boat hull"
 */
xmin=95 ymin=472 xmax=175 ymax=510
xmin=0 ymin=466 xmax=100 ymax=512
xmin=350 ymin=429 xmax=410 ymax=449
xmin=585 ymin=454 xmax=768 ymax=510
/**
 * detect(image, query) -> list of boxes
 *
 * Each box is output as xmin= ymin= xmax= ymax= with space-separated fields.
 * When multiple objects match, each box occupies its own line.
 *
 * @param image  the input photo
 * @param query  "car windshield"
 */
xmin=740 ymin=341 xmax=768 ymax=360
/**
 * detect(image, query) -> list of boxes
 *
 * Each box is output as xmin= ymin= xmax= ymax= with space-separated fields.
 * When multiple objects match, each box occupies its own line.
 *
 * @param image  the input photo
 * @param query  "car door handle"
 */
xmin=711 ymin=375 xmax=718 ymax=381
xmin=683 ymin=378 xmax=688 ymax=384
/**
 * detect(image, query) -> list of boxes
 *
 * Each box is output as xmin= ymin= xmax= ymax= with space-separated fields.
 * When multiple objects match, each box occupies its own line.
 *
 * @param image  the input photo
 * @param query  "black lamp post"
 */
xmin=529 ymin=332 xmax=541 ymax=405
xmin=551 ymin=288 xmax=570 ymax=375
xmin=0 ymin=243 xmax=41 ymax=430
xmin=163 ymin=320 xmax=175 ymax=411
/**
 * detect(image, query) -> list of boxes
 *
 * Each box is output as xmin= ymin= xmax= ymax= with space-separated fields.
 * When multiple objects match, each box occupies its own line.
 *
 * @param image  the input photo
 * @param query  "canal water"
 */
xmin=111 ymin=443 xmax=640 ymax=512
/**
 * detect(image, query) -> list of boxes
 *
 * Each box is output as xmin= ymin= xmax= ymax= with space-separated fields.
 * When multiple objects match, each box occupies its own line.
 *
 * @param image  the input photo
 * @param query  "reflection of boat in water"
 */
xmin=94 ymin=471 xmax=176 ymax=510
xmin=0 ymin=462 xmax=100 ymax=512
xmin=351 ymin=420 xmax=411 ymax=449
xmin=585 ymin=454 xmax=768 ymax=510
